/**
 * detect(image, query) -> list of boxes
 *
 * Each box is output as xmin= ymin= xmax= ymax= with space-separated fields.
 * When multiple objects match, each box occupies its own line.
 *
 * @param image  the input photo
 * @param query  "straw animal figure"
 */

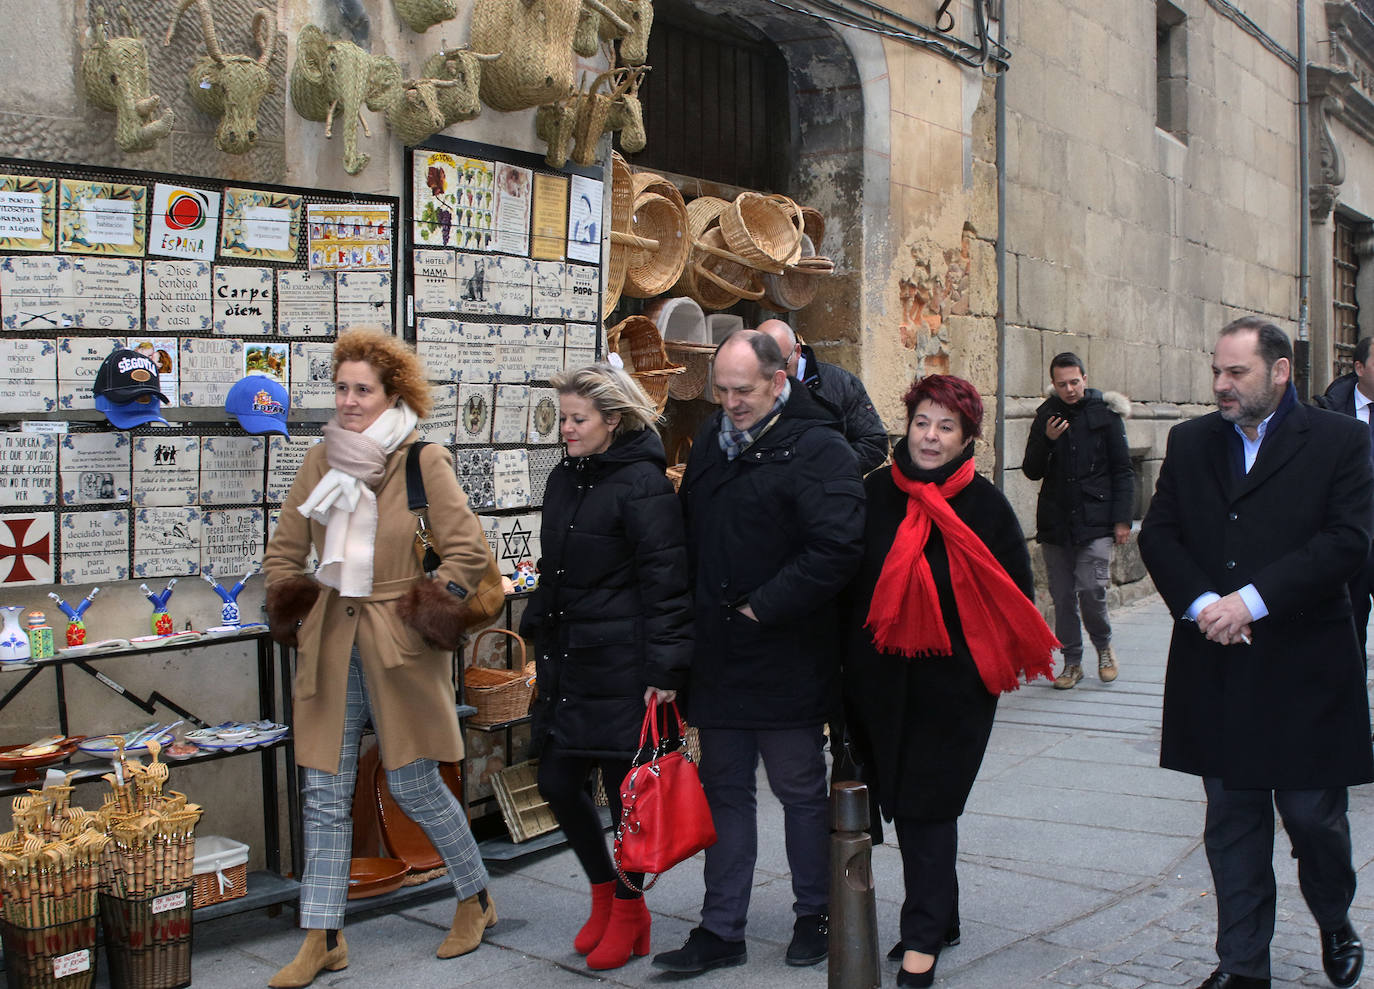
xmin=82 ymin=5 xmax=175 ymax=152
xmin=393 ymin=0 xmax=458 ymax=33
xmin=605 ymin=63 xmax=649 ymax=154
xmin=290 ymin=23 xmax=403 ymax=174
xmin=421 ymin=45 xmax=501 ymax=125
xmin=535 ymin=89 xmax=578 ymax=168
xmin=164 ymin=0 xmax=278 ymax=155
xmin=472 ymin=0 xmax=624 ymax=112
xmin=573 ymin=0 xmax=652 ymax=65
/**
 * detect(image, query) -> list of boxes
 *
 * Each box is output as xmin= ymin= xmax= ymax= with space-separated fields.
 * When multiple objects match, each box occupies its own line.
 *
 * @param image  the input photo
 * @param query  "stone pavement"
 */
xmin=156 ymin=595 xmax=1374 ymax=988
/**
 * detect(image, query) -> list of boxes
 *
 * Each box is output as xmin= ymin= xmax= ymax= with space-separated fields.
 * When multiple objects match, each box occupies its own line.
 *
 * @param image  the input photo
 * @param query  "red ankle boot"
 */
xmin=586 ymin=895 xmax=651 ymax=970
xmin=574 ymin=881 xmax=616 ymax=955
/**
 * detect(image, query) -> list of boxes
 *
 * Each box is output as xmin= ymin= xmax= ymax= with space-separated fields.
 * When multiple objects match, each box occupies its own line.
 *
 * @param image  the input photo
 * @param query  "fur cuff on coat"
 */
xmin=397 ymin=578 xmax=481 ymax=651
xmin=265 ymin=576 xmax=320 ymax=647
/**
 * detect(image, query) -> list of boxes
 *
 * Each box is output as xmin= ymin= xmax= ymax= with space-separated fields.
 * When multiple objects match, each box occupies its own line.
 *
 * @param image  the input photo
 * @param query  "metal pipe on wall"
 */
xmin=1297 ymin=0 xmax=1311 ymax=396
xmin=994 ymin=0 xmax=1008 ymax=490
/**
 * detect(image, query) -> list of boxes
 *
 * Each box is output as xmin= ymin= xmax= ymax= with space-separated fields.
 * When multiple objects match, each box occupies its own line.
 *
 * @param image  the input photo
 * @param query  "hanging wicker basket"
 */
xmin=671 ymin=196 xmax=757 ymax=311
xmin=645 ymin=296 xmax=710 ymax=401
xmin=603 ymin=152 xmax=635 ymax=320
xmin=631 ymin=171 xmax=686 ymax=212
xmin=692 ymin=227 xmax=765 ymax=310
xmin=665 ymin=436 xmax=693 ymax=492
xmin=607 ymin=315 xmax=684 ymax=414
xmin=622 ymin=192 xmax=690 ymax=298
xmin=463 ymin=629 xmax=533 ymax=727
xmin=762 ymin=234 xmax=831 ymax=312
xmin=799 ymin=205 xmax=826 ymax=249
xmin=719 ymin=192 xmax=804 ymax=275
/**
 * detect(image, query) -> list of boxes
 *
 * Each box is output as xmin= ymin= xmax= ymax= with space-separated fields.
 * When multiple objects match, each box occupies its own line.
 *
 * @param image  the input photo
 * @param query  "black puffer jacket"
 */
xmin=1313 ymin=371 xmax=1358 ymax=416
xmin=798 ymin=345 xmax=890 ymax=474
xmin=1022 ymin=387 xmax=1133 ymax=546
xmin=680 ymin=383 xmax=865 ymax=729
xmin=521 ymin=428 xmax=692 ymax=758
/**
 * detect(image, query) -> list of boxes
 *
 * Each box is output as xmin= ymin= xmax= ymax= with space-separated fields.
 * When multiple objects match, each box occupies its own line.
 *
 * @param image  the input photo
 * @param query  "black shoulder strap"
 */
xmin=406 ymin=441 xmax=429 ymax=511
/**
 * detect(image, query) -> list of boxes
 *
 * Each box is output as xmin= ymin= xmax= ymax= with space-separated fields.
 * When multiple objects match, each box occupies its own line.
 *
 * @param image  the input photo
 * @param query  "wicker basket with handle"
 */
xmin=604 ymin=152 xmax=635 ymax=320
xmin=623 ymin=192 xmax=690 ymax=298
xmin=463 ymin=629 xmax=533 ymax=727
xmin=719 ymin=192 xmax=804 ymax=274
xmin=607 ymin=315 xmax=685 ymax=414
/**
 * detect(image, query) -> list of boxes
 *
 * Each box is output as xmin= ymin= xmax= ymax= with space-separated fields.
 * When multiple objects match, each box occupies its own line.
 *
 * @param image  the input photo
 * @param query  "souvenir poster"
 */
xmin=0 ymin=255 xmax=75 ymax=330
xmin=180 ymin=337 xmax=244 ymax=407
xmin=59 ymin=510 xmax=129 ymax=584
xmin=531 ymin=173 xmax=568 ymax=261
xmin=134 ymin=507 xmax=201 ymax=577
xmin=494 ymin=448 xmax=530 ymax=508
xmin=528 ymin=446 xmax=561 ymax=506
xmin=453 ymin=157 xmax=495 ymax=251
xmin=336 ymin=271 xmax=391 ymax=332
xmin=532 ymin=261 xmax=569 ymax=319
xmin=0 ymin=433 xmax=57 ymax=507
xmin=457 ymin=447 xmax=495 ymax=509
xmin=527 ymin=387 xmax=559 ymax=444
xmin=127 ymin=335 xmax=179 ymax=408
xmin=413 ymin=149 xmax=459 ymax=247
xmin=492 ymin=384 xmax=530 ymax=443
xmin=530 ymin=323 xmax=565 ymax=379
xmin=565 ymin=322 xmax=598 ymax=369
xmin=276 ymin=269 xmax=336 ymax=336
xmin=244 ymin=341 xmax=289 ymax=384
xmin=58 ymin=179 xmax=148 ymax=257
xmin=566 ymin=265 xmax=598 ymax=323
xmin=457 ymin=383 xmax=492 ymax=444
xmin=0 ymin=512 xmax=55 ymax=586
xmin=307 ymin=202 xmax=392 ymax=270
xmin=492 ymin=163 xmax=532 ymax=256
xmin=0 ymin=338 xmax=57 ymax=414
xmin=132 ymin=435 xmax=199 ymax=507
xmin=144 ymin=260 xmax=211 ymax=332
xmin=419 ymin=384 xmax=458 ymax=445
xmin=267 ymin=436 xmax=321 ymax=502
xmin=70 ymin=257 xmax=141 ymax=331
xmin=200 ymin=435 xmax=265 ymax=504
xmin=414 ymin=250 xmax=457 ymax=313
xmin=0 ymin=174 xmax=57 ymax=252
xmin=201 ymin=507 xmax=265 ymax=576
xmin=147 ymin=184 xmax=220 ymax=261
xmin=58 ymin=336 xmax=122 ymax=411
xmin=59 ymin=432 xmax=131 ymax=505
xmin=495 ymin=323 xmax=531 ymax=382
xmin=567 ymin=174 xmax=603 ymax=264
xmin=220 ymin=186 xmax=301 ymax=262
xmin=290 ymin=341 xmax=336 ymax=408
xmin=214 ymin=265 xmax=274 ymax=335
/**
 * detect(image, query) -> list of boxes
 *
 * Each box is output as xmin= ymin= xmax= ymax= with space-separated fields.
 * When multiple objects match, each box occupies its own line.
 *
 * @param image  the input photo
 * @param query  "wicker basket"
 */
xmin=604 ymin=152 xmax=635 ymax=320
xmin=693 ymin=227 xmax=765 ymax=310
xmin=762 ymin=234 xmax=830 ymax=312
xmin=623 ymin=192 xmax=690 ymax=298
xmin=720 ymin=192 xmax=804 ymax=275
xmin=799 ymin=204 xmax=826 ymax=248
xmin=664 ymin=340 xmax=714 ymax=400
xmin=491 ymin=760 xmax=559 ymax=842
xmin=631 ymin=171 xmax=686 ymax=213
xmin=464 ymin=629 xmax=532 ymax=727
xmin=191 ymin=836 xmax=248 ymax=908
xmin=607 ymin=315 xmax=685 ymax=414
xmin=665 ymin=436 xmax=693 ymax=492
xmin=472 ymin=0 xmax=581 ymax=111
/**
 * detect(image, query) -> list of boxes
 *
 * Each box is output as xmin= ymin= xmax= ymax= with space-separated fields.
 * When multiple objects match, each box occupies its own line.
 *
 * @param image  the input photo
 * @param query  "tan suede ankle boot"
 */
xmin=437 ymin=889 xmax=497 ymax=958
xmin=268 ymin=930 xmax=348 ymax=988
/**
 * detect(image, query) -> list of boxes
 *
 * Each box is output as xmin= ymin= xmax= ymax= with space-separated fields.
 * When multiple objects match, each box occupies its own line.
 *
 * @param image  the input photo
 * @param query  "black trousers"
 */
xmin=893 ymin=816 xmax=958 ymax=955
xmin=1202 ymin=778 xmax=1356 ymax=978
xmin=537 ymin=746 xmax=644 ymax=897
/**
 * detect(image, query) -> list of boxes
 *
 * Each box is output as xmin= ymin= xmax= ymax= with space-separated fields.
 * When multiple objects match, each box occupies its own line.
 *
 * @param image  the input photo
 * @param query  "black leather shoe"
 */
xmin=651 ymin=927 xmax=747 ymax=974
xmin=785 ymin=914 xmax=828 ymax=966
xmin=1195 ymin=971 xmax=1270 ymax=988
xmin=896 ymin=956 xmax=937 ymax=987
xmin=887 ymin=914 xmax=961 ymax=959
xmin=1322 ymin=920 xmax=1364 ymax=988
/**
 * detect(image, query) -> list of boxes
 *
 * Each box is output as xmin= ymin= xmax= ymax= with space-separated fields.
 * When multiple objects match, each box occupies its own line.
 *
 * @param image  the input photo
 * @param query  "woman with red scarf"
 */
xmin=843 ymin=374 xmax=1056 ymax=987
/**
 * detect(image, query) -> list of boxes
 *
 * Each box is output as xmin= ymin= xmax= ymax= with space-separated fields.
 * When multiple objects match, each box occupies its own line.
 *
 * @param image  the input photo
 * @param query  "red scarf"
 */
xmin=864 ymin=458 xmax=1058 ymax=694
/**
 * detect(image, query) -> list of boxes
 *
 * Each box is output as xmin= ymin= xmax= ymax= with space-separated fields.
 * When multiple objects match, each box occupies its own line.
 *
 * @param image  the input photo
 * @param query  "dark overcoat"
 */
xmin=843 ymin=446 xmax=1033 ymax=821
xmin=1138 ymin=400 xmax=1374 ymax=790
xmin=521 ymin=428 xmax=692 ymax=758
xmin=679 ymin=384 xmax=865 ymax=729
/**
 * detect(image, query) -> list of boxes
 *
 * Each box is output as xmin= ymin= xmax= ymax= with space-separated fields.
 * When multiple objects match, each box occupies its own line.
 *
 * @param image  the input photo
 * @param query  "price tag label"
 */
xmin=52 ymin=948 xmax=91 ymax=978
xmin=153 ymin=890 xmax=188 ymax=914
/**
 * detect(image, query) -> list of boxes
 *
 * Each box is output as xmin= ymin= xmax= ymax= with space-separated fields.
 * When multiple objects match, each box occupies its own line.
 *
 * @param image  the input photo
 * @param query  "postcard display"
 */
xmin=408 ymin=138 xmax=603 ymax=803
xmin=0 ymin=158 xmax=398 ymax=592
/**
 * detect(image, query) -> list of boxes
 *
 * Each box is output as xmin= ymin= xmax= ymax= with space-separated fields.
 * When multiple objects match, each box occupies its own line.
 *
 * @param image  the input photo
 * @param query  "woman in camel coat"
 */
xmin=263 ymin=329 xmax=503 ymax=988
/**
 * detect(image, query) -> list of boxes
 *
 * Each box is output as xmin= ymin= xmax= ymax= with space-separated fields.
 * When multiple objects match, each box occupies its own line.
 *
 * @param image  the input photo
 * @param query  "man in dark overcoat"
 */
xmin=652 ymin=330 xmax=865 ymax=976
xmin=1139 ymin=316 xmax=1374 ymax=989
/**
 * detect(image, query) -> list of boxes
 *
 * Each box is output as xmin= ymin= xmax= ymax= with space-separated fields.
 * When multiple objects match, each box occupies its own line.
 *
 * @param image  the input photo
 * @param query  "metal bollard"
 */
xmin=829 ymin=780 xmax=881 ymax=988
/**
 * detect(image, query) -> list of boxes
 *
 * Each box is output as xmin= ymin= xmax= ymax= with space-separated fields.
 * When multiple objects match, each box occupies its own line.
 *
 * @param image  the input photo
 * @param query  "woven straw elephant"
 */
xmin=165 ymin=0 xmax=277 ymax=155
xmin=82 ymin=6 xmax=175 ymax=152
xmin=289 ymin=24 xmax=403 ymax=174
xmin=573 ymin=0 xmax=652 ymax=65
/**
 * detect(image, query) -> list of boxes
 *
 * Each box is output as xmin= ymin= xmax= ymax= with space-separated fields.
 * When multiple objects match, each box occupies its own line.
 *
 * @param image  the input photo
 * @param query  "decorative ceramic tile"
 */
xmin=0 ymin=338 xmax=58 ymax=414
xmin=527 ymin=387 xmax=559 ymax=445
xmin=457 ymin=384 xmax=492 ymax=444
xmin=528 ymin=447 xmax=561 ymax=506
xmin=456 ymin=447 xmax=495 ymax=509
xmin=289 ymin=341 xmax=335 ymax=409
xmin=69 ymin=256 xmax=140 ymax=330
xmin=266 ymin=436 xmax=321 ymax=502
xmin=336 ymin=271 xmax=390 ymax=332
xmin=58 ymin=179 xmax=148 ymax=257
xmin=418 ymin=384 xmax=458 ymax=445
xmin=566 ymin=265 xmax=598 ymax=323
xmin=417 ymin=339 xmax=461 ymax=384
xmin=0 ymin=512 xmax=55 ymax=586
xmin=416 ymin=316 xmax=458 ymax=342
xmin=219 ymin=186 xmax=300 ymax=262
xmin=495 ymin=323 xmax=531 ymax=383
xmin=532 ymin=261 xmax=569 ymax=319
xmin=414 ymin=250 xmax=457 ymax=313
xmin=134 ymin=507 xmax=200 ymax=577
xmin=0 ymin=255 xmax=75 ymax=330
xmin=455 ymin=323 xmax=501 ymax=383
xmin=144 ymin=259 xmax=211 ymax=332
xmin=306 ymin=202 xmax=391 ymax=271
xmin=565 ymin=320 xmax=598 ymax=369
xmin=453 ymin=253 xmax=530 ymax=317
xmin=244 ymin=341 xmax=288 ymax=384
xmin=0 ymin=173 xmax=57 ymax=253
xmin=492 ymin=384 xmax=530 ymax=443
xmin=213 ymin=265 xmax=274 ymax=335
xmin=180 ymin=337 xmax=244 ymax=407
xmin=60 ymin=432 xmax=131 ymax=505
xmin=0 ymin=434 xmax=57 ymax=508
xmin=493 ymin=512 xmax=541 ymax=572
xmin=336 ymin=301 xmax=391 ymax=333
xmin=201 ymin=507 xmax=265 ymax=577
xmin=277 ymin=269 xmax=336 ymax=336
xmin=267 ymin=508 xmax=319 ymax=571
xmin=199 ymin=435 xmax=265 ymax=504
xmin=529 ymin=323 xmax=565 ymax=380
xmin=148 ymin=183 xmax=219 ymax=261
xmin=132 ymin=435 xmax=200 ymax=507
xmin=493 ymin=448 xmax=530 ymax=509
xmin=59 ymin=510 xmax=129 ymax=583
xmin=413 ymin=150 xmax=460 ymax=248
xmin=57 ymin=336 xmax=123 ymax=411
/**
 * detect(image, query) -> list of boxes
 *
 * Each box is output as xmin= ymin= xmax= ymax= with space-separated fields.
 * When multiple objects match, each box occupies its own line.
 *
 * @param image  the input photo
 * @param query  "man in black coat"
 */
xmin=759 ymin=318 xmax=890 ymax=474
xmin=1312 ymin=335 xmax=1374 ymax=656
xmin=1139 ymin=316 xmax=1373 ymax=989
xmin=1023 ymin=352 xmax=1134 ymax=689
xmin=652 ymin=330 xmax=865 ymax=976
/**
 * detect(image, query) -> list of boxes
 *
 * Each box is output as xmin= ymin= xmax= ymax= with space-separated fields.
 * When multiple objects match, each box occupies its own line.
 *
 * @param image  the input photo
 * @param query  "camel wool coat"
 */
xmin=262 ymin=434 xmax=503 ymax=774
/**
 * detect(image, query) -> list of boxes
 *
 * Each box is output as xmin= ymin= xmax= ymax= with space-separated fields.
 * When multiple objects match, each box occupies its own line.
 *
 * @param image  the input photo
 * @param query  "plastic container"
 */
xmin=191 ymin=836 xmax=249 ymax=908
xmin=0 ymin=914 xmax=99 ymax=989
xmin=98 ymin=887 xmax=192 ymax=989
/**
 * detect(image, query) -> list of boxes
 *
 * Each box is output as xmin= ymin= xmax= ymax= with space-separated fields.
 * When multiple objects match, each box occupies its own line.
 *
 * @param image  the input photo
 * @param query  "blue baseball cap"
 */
xmin=95 ymin=393 xmax=169 ymax=429
xmin=226 ymin=374 xmax=290 ymax=437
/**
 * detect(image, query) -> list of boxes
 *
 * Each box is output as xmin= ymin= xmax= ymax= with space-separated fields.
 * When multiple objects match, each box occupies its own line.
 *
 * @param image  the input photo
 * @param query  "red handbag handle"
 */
xmin=616 ymin=696 xmax=692 ymax=893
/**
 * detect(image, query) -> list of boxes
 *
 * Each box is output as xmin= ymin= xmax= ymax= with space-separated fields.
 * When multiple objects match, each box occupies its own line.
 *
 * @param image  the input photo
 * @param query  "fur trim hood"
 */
xmin=1040 ymin=387 xmax=1131 ymax=419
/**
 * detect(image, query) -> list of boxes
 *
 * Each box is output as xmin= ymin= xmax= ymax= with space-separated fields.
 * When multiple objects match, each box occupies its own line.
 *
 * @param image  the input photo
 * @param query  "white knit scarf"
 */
xmin=298 ymin=403 xmax=418 ymax=597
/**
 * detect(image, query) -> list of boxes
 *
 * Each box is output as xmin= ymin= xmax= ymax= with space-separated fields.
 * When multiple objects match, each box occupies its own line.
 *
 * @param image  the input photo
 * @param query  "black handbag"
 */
xmin=406 ymin=441 xmax=442 ymax=575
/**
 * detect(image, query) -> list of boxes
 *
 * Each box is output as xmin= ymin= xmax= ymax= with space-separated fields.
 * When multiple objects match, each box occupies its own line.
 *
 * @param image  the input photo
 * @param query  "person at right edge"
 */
xmin=1022 ymin=352 xmax=1133 ymax=689
xmin=1139 ymin=316 xmax=1373 ymax=989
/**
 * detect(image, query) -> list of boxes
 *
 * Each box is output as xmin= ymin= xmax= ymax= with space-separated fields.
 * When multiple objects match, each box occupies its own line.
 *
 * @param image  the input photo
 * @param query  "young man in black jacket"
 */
xmin=1023 ymin=352 xmax=1134 ymax=689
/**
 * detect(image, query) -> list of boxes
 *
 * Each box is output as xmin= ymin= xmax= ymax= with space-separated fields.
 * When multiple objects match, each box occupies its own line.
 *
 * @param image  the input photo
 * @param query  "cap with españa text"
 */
xmin=226 ymin=374 xmax=290 ymax=437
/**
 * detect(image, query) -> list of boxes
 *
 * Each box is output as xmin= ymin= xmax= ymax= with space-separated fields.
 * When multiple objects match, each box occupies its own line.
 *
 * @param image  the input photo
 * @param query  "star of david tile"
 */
xmin=500 ymin=518 xmax=533 ymax=566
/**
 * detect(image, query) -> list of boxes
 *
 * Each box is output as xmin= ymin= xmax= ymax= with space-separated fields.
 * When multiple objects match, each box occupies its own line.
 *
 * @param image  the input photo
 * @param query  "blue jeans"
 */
xmin=697 ymin=725 xmax=829 ymax=940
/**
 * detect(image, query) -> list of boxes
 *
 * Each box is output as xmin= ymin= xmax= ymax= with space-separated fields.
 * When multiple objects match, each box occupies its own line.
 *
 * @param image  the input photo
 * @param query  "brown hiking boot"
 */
xmin=1098 ymin=645 xmax=1119 ymax=683
xmin=1053 ymin=664 xmax=1083 ymax=689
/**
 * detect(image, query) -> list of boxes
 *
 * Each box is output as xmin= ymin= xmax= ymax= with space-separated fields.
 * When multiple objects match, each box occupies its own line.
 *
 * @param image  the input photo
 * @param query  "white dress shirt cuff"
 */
xmin=1185 ymin=592 xmax=1220 ymax=621
xmin=1237 ymin=583 xmax=1267 ymax=621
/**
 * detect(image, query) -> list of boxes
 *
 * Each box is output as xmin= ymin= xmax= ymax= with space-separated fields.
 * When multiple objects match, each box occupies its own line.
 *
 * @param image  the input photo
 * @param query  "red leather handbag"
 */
xmin=613 ymin=698 xmax=717 ymax=891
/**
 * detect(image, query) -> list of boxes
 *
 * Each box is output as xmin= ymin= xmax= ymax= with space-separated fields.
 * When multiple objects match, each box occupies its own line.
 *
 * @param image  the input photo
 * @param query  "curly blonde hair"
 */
xmin=331 ymin=328 xmax=433 ymax=419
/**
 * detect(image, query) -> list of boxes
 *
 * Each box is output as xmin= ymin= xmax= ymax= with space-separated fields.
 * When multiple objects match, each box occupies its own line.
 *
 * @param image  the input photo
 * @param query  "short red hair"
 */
xmin=902 ymin=374 xmax=984 ymax=439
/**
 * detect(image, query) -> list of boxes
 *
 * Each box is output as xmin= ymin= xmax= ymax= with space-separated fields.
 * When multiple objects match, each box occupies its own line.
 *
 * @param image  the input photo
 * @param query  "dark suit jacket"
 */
xmin=1139 ymin=400 xmax=1374 ymax=789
